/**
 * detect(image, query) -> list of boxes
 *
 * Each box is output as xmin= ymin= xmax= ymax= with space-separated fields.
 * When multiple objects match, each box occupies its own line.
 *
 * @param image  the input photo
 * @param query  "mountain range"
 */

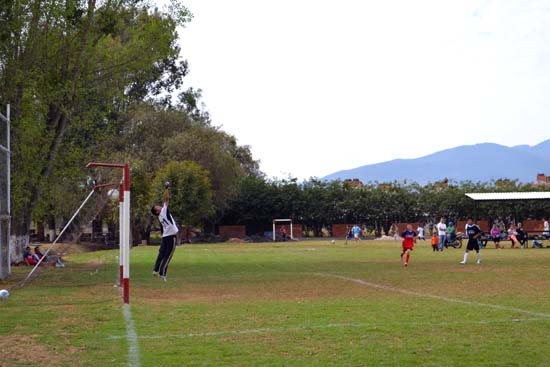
xmin=323 ymin=140 xmax=550 ymax=185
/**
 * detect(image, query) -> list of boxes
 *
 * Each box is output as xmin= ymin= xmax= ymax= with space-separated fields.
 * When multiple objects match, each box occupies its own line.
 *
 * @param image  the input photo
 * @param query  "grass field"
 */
xmin=2 ymin=239 xmax=550 ymax=366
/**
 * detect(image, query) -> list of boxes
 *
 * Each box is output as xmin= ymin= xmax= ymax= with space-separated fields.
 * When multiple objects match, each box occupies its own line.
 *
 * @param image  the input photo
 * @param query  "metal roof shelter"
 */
xmin=465 ymin=192 xmax=550 ymax=201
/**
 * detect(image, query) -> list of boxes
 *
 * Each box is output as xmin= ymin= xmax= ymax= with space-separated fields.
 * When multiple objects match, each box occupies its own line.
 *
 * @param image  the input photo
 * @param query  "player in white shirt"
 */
xmin=151 ymin=182 xmax=179 ymax=281
xmin=417 ymin=224 xmax=425 ymax=240
xmin=436 ymin=218 xmax=447 ymax=251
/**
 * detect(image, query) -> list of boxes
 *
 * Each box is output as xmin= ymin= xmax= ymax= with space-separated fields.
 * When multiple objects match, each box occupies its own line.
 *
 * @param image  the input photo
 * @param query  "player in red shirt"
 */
xmin=400 ymin=224 xmax=417 ymax=267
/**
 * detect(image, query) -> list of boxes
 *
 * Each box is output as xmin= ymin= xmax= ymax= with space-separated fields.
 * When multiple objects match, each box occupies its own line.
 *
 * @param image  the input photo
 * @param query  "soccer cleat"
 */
xmin=153 ymin=271 xmax=159 ymax=276
xmin=404 ymin=262 xmax=408 ymax=267
xmin=459 ymin=261 xmax=466 ymax=265
xmin=476 ymin=260 xmax=481 ymax=264
xmin=160 ymin=276 xmax=167 ymax=282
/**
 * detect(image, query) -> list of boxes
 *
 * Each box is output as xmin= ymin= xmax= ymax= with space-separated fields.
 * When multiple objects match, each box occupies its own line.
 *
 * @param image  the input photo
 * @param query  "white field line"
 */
xmin=123 ymin=304 xmax=140 ymax=367
xmin=108 ymin=317 xmax=548 ymax=340
xmin=317 ymin=273 xmax=550 ymax=319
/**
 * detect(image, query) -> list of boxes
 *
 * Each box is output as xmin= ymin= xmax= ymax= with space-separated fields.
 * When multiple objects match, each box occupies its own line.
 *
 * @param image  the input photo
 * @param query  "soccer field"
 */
xmin=2 ymin=240 xmax=550 ymax=366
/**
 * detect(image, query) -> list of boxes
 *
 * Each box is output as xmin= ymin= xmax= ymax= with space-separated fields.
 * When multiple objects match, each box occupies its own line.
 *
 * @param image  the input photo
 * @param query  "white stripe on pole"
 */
xmin=6 ymin=104 xmax=10 ymax=275
xmin=119 ymin=201 xmax=124 ymax=285
xmin=123 ymin=191 xmax=130 ymax=278
xmin=123 ymin=190 xmax=130 ymax=303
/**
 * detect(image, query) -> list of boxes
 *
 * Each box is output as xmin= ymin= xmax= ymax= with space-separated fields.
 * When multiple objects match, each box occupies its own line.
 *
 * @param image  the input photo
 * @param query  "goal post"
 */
xmin=86 ymin=162 xmax=131 ymax=304
xmin=0 ymin=104 xmax=9 ymax=280
xmin=272 ymin=219 xmax=293 ymax=241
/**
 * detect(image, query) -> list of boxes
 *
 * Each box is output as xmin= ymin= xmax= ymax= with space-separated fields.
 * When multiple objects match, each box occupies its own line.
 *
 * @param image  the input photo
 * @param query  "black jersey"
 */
xmin=466 ymin=224 xmax=481 ymax=241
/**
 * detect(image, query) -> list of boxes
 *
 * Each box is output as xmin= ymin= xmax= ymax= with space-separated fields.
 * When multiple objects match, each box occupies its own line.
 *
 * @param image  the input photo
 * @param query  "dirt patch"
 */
xmin=0 ymin=334 xmax=63 ymax=367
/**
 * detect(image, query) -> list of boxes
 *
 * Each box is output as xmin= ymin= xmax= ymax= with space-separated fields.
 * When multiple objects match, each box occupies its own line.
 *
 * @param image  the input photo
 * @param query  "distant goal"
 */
xmin=272 ymin=219 xmax=293 ymax=241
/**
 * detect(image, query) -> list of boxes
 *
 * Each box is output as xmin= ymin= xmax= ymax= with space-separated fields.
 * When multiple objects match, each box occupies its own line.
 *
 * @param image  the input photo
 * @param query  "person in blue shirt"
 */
xmin=352 ymin=225 xmax=361 ymax=243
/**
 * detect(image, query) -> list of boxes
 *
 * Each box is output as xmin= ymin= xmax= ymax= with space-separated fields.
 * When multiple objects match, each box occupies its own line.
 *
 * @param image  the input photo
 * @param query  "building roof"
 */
xmin=465 ymin=192 xmax=550 ymax=201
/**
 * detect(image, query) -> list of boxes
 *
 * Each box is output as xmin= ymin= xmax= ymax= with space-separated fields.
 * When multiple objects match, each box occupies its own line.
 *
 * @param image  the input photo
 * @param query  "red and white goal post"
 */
xmin=86 ymin=162 xmax=131 ymax=304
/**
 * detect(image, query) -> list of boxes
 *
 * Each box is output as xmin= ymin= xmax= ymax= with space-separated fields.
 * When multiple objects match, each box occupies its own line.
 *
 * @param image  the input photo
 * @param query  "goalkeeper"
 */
xmin=151 ymin=181 xmax=179 ymax=281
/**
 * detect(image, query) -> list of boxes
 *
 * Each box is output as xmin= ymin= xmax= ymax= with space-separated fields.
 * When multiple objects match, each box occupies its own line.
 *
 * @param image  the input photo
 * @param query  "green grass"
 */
xmin=2 ymin=240 xmax=550 ymax=366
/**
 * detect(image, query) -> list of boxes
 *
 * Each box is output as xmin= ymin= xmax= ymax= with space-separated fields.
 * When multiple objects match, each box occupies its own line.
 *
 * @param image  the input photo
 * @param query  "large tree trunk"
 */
xmin=10 ymin=234 xmax=29 ymax=264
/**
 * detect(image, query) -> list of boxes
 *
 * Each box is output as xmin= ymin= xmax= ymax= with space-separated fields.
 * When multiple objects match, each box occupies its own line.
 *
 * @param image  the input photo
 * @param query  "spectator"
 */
xmin=431 ymin=232 xmax=438 ymax=252
xmin=34 ymin=246 xmax=48 ymax=262
xmin=533 ymin=240 xmax=544 ymax=248
xmin=508 ymin=224 xmax=519 ymax=248
xmin=516 ymin=223 xmax=527 ymax=248
xmin=23 ymin=246 xmax=39 ymax=266
xmin=446 ymin=221 xmax=456 ymax=245
xmin=417 ymin=223 xmax=426 ymax=241
xmin=436 ymin=218 xmax=447 ymax=251
xmin=544 ymin=218 xmax=550 ymax=239
xmin=490 ymin=224 xmax=502 ymax=249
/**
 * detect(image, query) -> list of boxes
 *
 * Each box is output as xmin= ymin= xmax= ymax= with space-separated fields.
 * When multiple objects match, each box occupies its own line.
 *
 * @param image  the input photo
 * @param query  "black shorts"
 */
xmin=467 ymin=240 xmax=479 ymax=251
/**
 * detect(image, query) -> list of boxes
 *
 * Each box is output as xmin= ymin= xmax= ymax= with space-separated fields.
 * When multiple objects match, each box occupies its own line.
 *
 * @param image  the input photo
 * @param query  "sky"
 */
xmin=159 ymin=0 xmax=550 ymax=179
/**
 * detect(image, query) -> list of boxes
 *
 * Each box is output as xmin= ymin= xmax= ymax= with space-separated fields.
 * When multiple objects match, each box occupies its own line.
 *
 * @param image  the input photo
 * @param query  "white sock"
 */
xmin=463 ymin=253 xmax=468 ymax=263
xmin=477 ymin=253 xmax=481 ymax=262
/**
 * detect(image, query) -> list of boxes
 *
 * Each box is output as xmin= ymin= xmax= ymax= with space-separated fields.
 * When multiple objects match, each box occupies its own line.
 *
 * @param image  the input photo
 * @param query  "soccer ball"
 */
xmin=331 ymin=240 xmax=335 ymax=244
xmin=0 ymin=289 xmax=9 ymax=301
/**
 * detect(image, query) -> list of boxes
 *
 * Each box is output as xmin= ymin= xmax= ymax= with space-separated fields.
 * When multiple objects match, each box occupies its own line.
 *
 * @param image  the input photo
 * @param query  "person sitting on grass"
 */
xmin=34 ymin=246 xmax=48 ymax=262
xmin=532 ymin=240 xmax=544 ymax=248
xmin=23 ymin=246 xmax=40 ymax=266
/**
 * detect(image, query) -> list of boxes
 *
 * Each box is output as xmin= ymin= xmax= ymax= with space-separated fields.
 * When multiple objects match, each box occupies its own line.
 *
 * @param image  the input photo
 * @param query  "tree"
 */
xmin=1 ymin=0 xmax=191 ymax=257
xmin=118 ymin=103 xmax=258 ymax=227
xmin=150 ymin=161 xmax=214 ymax=227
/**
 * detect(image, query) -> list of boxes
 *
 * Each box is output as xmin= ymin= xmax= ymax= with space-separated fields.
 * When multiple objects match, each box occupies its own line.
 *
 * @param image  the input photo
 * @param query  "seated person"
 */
xmin=446 ymin=221 xmax=456 ymax=243
xmin=34 ymin=245 xmax=48 ymax=261
xmin=508 ymin=225 xmax=519 ymax=248
xmin=478 ymin=232 xmax=489 ymax=248
xmin=490 ymin=224 xmax=502 ymax=249
xmin=23 ymin=246 xmax=40 ymax=266
xmin=515 ymin=224 xmax=527 ymax=248
xmin=532 ymin=240 xmax=544 ymax=248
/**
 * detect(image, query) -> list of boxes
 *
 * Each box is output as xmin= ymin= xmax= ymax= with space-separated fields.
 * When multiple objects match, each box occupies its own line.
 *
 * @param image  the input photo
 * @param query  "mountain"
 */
xmin=323 ymin=140 xmax=550 ymax=185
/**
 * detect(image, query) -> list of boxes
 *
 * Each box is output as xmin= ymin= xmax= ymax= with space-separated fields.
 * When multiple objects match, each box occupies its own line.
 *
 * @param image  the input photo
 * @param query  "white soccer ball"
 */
xmin=0 ymin=289 xmax=9 ymax=301
xmin=331 ymin=240 xmax=335 ymax=244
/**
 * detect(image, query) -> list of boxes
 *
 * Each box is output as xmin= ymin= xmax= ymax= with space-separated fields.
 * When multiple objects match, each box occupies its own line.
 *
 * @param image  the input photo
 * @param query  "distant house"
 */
xmin=535 ymin=173 xmax=550 ymax=187
xmin=344 ymin=178 xmax=365 ymax=188
xmin=433 ymin=178 xmax=449 ymax=190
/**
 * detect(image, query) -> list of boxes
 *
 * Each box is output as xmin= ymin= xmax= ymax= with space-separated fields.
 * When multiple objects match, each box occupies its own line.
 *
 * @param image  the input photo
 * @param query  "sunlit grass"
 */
xmin=2 ymin=240 xmax=550 ymax=366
